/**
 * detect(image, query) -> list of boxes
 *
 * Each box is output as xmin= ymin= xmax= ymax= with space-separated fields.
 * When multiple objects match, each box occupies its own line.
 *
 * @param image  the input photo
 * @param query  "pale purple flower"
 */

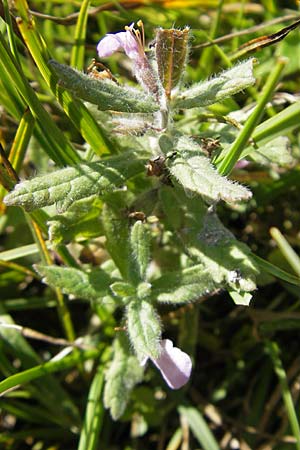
xmin=97 ymin=22 xmax=160 ymax=97
xmin=142 ymin=339 xmax=192 ymax=389
xmin=97 ymin=22 xmax=143 ymax=61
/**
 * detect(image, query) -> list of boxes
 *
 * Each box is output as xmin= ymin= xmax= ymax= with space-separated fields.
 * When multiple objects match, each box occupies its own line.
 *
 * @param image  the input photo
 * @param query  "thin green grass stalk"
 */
xmin=266 ymin=341 xmax=300 ymax=450
xmin=178 ymin=406 xmax=220 ymax=450
xmin=199 ymin=0 xmax=225 ymax=75
xmin=230 ymin=0 xmax=247 ymax=52
xmin=0 ymin=109 xmax=34 ymax=201
xmin=25 ymin=217 xmax=76 ymax=342
xmin=0 ymin=260 xmax=37 ymax=279
xmin=15 ymin=0 xmax=113 ymax=156
xmin=0 ymin=58 xmax=75 ymax=169
xmin=0 ymin=427 xmax=73 ymax=443
xmin=0 ymin=304 xmax=80 ymax=427
xmin=0 ymin=242 xmax=51 ymax=261
xmin=8 ymin=108 xmax=35 ymax=173
xmin=70 ymin=0 xmax=90 ymax=70
xmin=2 ymin=0 xmax=20 ymax=65
xmin=166 ymin=428 xmax=183 ymax=450
xmin=216 ymin=57 xmax=288 ymax=175
xmin=78 ymin=364 xmax=104 ymax=450
xmin=270 ymin=228 xmax=300 ymax=278
xmin=0 ymin=32 xmax=80 ymax=166
xmin=3 ymin=297 xmax=57 ymax=311
xmin=0 ymin=348 xmax=100 ymax=395
xmin=251 ymin=101 xmax=300 ymax=142
xmin=251 ymin=254 xmax=300 ymax=286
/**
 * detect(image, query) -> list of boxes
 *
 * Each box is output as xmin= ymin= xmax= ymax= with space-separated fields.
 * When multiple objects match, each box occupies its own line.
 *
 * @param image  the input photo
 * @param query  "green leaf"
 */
xmin=4 ymin=154 xmax=145 ymax=212
xmin=169 ymin=137 xmax=252 ymax=204
xmin=110 ymin=281 xmax=136 ymax=299
xmin=178 ymin=406 xmax=220 ymax=450
xmin=247 ymin=136 xmax=293 ymax=167
xmin=182 ymin=202 xmax=258 ymax=294
xmin=104 ymin=335 xmax=144 ymax=420
xmin=50 ymin=60 xmax=159 ymax=113
xmin=151 ymin=264 xmax=218 ymax=304
xmin=174 ymin=59 xmax=255 ymax=109
xmin=101 ymin=203 xmax=131 ymax=281
xmin=47 ymin=197 xmax=103 ymax=245
xmin=129 ymin=220 xmax=150 ymax=283
xmin=229 ymin=290 xmax=253 ymax=306
xmin=126 ymin=300 xmax=161 ymax=362
xmin=36 ymin=265 xmax=113 ymax=302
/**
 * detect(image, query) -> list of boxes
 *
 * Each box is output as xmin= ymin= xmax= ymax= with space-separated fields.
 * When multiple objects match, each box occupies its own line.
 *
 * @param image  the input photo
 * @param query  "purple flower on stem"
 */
xmin=142 ymin=339 xmax=192 ymax=389
xmin=97 ymin=21 xmax=160 ymax=97
xmin=97 ymin=22 xmax=145 ymax=61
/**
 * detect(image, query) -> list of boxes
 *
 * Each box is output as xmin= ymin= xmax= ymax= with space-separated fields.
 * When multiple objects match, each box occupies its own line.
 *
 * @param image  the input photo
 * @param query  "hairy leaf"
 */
xmin=126 ymin=300 xmax=161 ymax=362
xmin=249 ymin=136 xmax=293 ymax=167
xmin=174 ymin=59 xmax=255 ymax=109
xmin=4 ymin=155 xmax=145 ymax=212
xmin=169 ymin=137 xmax=252 ymax=203
xmin=129 ymin=220 xmax=150 ymax=283
xmin=104 ymin=335 xmax=144 ymax=420
xmin=50 ymin=60 xmax=159 ymax=113
xmin=48 ymin=197 xmax=103 ymax=244
xmin=36 ymin=265 xmax=113 ymax=302
xmin=181 ymin=198 xmax=258 ymax=295
xmin=151 ymin=264 xmax=218 ymax=304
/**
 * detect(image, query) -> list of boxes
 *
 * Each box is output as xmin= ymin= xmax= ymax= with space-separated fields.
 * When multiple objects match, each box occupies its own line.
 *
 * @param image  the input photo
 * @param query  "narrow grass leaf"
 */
xmin=178 ymin=406 xmax=220 ymax=450
xmin=70 ymin=0 xmax=90 ymax=70
xmin=78 ymin=364 xmax=104 ymax=450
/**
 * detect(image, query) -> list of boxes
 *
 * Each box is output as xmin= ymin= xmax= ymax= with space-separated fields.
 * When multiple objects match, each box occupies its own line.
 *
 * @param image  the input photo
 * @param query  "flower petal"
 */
xmin=97 ymin=34 xmax=124 ymax=58
xmin=152 ymin=339 xmax=192 ymax=389
xmin=97 ymin=30 xmax=139 ymax=60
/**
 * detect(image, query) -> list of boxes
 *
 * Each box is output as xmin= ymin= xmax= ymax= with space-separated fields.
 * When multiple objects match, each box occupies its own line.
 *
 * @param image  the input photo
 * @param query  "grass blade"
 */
xmin=178 ymin=405 xmax=220 ymax=450
xmin=77 ymin=364 xmax=104 ymax=450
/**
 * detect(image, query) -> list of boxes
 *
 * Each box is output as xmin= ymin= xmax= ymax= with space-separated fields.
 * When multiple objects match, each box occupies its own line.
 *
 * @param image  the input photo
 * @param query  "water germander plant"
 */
xmin=4 ymin=20 xmax=291 ymax=420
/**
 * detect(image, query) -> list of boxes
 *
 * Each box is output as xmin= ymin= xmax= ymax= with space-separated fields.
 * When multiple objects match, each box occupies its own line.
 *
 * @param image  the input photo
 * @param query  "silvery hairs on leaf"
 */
xmin=173 ymin=58 xmax=255 ymax=108
xmin=126 ymin=299 xmax=161 ymax=363
xmin=4 ymin=156 xmax=144 ymax=212
xmin=104 ymin=335 xmax=144 ymax=420
xmin=50 ymin=60 xmax=159 ymax=113
xmin=168 ymin=136 xmax=252 ymax=204
xmin=35 ymin=265 xmax=113 ymax=303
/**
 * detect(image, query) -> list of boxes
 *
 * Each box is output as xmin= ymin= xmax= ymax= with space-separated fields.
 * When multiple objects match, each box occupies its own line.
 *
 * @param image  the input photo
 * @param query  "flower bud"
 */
xmin=155 ymin=27 xmax=190 ymax=99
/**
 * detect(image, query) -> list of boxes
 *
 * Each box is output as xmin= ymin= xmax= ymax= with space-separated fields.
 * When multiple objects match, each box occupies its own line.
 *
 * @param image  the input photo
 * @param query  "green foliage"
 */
xmin=103 ymin=335 xmax=144 ymax=420
xmin=50 ymin=60 xmax=159 ymax=113
xmin=1 ymin=1 xmax=300 ymax=449
xmin=126 ymin=299 xmax=161 ymax=361
xmin=168 ymin=136 xmax=252 ymax=203
xmin=174 ymin=59 xmax=255 ymax=109
xmin=4 ymin=156 xmax=145 ymax=212
xmin=36 ymin=265 xmax=113 ymax=302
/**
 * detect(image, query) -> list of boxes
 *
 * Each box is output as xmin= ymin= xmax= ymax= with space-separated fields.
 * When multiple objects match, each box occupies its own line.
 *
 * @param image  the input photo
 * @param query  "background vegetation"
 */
xmin=1 ymin=0 xmax=300 ymax=449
